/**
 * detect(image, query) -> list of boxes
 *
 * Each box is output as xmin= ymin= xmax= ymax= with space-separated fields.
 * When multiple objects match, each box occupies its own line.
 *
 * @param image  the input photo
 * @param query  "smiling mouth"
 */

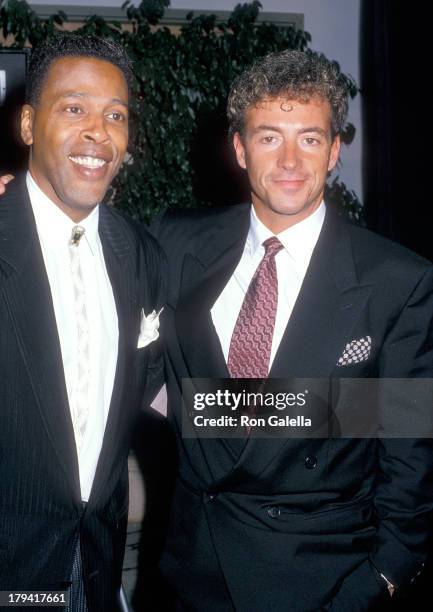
xmin=68 ymin=155 xmax=108 ymax=169
xmin=274 ymin=178 xmax=305 ymax=188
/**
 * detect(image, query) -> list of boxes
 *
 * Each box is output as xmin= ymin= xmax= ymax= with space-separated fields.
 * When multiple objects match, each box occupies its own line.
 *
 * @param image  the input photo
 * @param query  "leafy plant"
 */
xmin=0 ymin=0 xmax=362 ymax=222
xmin=0 ymin=0 xmax=66 ymax=47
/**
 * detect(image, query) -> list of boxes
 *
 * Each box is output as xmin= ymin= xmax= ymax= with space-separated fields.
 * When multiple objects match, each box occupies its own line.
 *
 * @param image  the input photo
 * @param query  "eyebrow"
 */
xmin=298 ymin=126 xmax=328 ymax=137
xmin=253 ymin=125 xmax=281 ymax=133
xmin=60 ymin=92 xmax=128 ymax=107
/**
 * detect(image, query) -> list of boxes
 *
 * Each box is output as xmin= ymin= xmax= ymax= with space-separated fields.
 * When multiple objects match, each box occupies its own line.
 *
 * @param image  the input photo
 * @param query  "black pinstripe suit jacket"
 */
xmin=0 ymin=177 xmax=165 ymax=611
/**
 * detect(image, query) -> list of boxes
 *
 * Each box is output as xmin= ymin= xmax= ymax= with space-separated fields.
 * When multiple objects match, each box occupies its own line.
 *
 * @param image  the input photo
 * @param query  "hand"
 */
xmin=0 ymin=174 xmax=14 ymax=195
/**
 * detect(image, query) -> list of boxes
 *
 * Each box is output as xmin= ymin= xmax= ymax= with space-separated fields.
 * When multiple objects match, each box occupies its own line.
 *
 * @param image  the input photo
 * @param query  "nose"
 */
xmin=81 ymin=114 xmax=110 ymax=144
xmin=277 ymin=140 xmax=300 ymax=171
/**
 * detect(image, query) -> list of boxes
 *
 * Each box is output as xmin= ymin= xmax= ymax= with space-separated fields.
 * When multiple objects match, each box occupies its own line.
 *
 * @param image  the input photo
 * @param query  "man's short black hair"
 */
xmin=26 ymin=32 xmax=134 ymax=106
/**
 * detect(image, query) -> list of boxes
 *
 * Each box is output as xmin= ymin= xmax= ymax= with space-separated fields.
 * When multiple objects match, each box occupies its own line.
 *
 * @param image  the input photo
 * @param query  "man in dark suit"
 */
xmin=0 ymin=34 xmax=164 ymax=611
xmin=152 ymin=51 xmax=433 ymax=610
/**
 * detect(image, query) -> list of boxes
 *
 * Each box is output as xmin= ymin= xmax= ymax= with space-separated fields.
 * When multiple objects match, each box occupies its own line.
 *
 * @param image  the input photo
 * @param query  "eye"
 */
xmin=107 ymin=111 xmax=126 ymax=122
xmin=261 ymin=135 xmax=277 ymax=144
xmin=65 ymin=106 xmax=83 ymax=114
xmin=303 ymin=137 xmax=320 ymax=145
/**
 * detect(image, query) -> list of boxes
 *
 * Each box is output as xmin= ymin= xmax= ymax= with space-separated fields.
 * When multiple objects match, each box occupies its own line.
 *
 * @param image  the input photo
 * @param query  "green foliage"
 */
xmin=0 ymin=0 xmax=66 ymax=47
xmin=325 ymin=177 xmax=365 ymax=225
xmin=0 ymin=0 xmax=363 ymax=222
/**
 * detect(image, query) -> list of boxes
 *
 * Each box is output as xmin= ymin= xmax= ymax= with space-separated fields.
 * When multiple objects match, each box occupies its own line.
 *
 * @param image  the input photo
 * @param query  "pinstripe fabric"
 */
xmin=68 ymin=541 xmax=89 ymax=612
xmin=0 ymin=178 xmax=166 ymax=610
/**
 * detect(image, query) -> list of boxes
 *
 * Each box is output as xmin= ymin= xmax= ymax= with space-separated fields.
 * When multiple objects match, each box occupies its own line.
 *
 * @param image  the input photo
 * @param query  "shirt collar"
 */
xmin=247 ymin=202 xmax=326 ymax=263
xmin=26 ymin=170 xmax=99 ymax=251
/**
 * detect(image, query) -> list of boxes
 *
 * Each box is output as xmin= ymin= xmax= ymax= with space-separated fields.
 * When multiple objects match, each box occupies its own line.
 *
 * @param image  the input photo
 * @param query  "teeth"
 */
xmin=69 ymin=156 xmax=107 ymax=169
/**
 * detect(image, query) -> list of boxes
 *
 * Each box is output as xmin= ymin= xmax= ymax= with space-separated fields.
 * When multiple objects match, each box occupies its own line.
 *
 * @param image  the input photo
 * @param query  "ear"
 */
xmin=21 ymin=104 xmax=35 ymax=146
xmin=327 ymin=134 xmax=341 ymax=172
xmin=233 ymin=132 xmax=247 ymax=170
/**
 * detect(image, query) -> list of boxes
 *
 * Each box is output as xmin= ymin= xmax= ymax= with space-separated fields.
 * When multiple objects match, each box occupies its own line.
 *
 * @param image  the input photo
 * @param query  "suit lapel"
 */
xmin=174 ymin=206 xmax=371 ymax=381
xmin=88 ymin=205 xmax=138 ymax=507
xmin=270 ymin=209 xmax=372 ymax=377
xmin=231 ymin=210 xmax=373 ymax=478
xmin=175 ymin=247 xmax=243 ymax=378
xmin=174 ymin=205 xmax=250 ymax=457
xmin=0 ymin=179 xmax=80 ymax=500
xmin=173 ymin=205 xmax=372 ymax=481
xmin=175 ymin=204 xmax=251 ymax=379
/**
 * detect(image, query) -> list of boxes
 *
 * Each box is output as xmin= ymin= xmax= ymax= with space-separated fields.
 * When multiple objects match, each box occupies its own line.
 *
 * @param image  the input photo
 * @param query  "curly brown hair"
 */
xmin=227 ymin=50 xmax=349 ymax=140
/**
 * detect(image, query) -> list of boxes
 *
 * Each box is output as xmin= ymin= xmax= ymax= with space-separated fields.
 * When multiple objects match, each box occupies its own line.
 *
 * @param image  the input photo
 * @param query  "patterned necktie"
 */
xmin=68 ymin=225 xmax=90 ymax=452
xmin=228 ymin=236 xmax=284 ymax=378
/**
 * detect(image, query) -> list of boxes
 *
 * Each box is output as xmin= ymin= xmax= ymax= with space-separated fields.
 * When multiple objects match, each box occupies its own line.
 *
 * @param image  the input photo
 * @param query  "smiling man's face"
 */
xmin=233 ymin=96 xmax=340 ymax=233
xmin=21 ymin=56 xmax=129 ymax=221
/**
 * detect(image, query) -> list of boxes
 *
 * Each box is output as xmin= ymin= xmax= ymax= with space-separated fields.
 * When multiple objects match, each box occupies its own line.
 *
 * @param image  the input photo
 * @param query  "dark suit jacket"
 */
xmin=0 ymin=178 xmax=165 ymax=611
xmin=151 ymin=203 xmax=433 ymax=612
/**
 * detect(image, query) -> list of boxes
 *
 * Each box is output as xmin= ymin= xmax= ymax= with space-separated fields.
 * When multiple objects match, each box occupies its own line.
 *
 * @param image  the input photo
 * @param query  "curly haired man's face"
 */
xmin=233 ymin=96 xmax=340 ymax=233
xmin=20 ymin=56 xmax=129 ymax=222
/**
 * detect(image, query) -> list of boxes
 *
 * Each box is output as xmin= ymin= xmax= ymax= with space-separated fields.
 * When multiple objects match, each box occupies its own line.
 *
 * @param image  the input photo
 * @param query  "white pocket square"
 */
xmin=337 ymin=336 xmax=371 ymax=366
xmin=137 ymin=307 xmax=163 ymax=349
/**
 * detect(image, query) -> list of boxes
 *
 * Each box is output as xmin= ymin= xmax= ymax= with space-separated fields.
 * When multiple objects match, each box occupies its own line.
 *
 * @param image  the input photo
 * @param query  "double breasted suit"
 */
xmin=152 ymin=203 xmax=433 ymax=611
xmin=0 ymin=178 xmax=165 ymax=611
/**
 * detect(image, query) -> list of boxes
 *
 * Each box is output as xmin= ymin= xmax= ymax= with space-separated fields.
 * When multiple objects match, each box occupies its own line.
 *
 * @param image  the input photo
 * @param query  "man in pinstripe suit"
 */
xmin=0 ymin=34 xmax=164 ymax=611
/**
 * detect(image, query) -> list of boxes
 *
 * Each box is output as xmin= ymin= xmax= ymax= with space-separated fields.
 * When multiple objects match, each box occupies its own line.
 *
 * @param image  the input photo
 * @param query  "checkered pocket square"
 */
xmin=337 ymin=336 xmax=372 ymax=366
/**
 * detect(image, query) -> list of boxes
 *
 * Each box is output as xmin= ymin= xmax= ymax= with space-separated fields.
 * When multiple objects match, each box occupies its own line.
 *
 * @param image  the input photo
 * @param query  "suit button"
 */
xmin=267 ymin=506 xmax=281 ymax=519
xmin=207 ymin=492 xmax=218 ymax=502
xmin=304 ymin=455 xmax=318 ymax=469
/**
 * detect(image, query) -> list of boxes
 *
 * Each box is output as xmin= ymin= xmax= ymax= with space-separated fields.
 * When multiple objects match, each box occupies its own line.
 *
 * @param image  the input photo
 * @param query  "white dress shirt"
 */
xmin=211 ymin=203 xmax=326 ymax=369
xmin=27 ymin=171 xmax=118 ymax=501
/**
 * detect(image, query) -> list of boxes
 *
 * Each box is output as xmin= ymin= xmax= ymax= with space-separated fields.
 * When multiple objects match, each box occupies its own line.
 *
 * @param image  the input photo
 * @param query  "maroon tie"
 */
xmin=228 ymin=236 xmax=284 ymax=378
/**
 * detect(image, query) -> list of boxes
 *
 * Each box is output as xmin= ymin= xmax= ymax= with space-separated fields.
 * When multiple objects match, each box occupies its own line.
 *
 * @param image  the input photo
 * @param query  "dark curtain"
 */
xmin=362 ymin=3 xmax=433 ymax=608
xmin=361 ymin=0 xmax=433 ymax=262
